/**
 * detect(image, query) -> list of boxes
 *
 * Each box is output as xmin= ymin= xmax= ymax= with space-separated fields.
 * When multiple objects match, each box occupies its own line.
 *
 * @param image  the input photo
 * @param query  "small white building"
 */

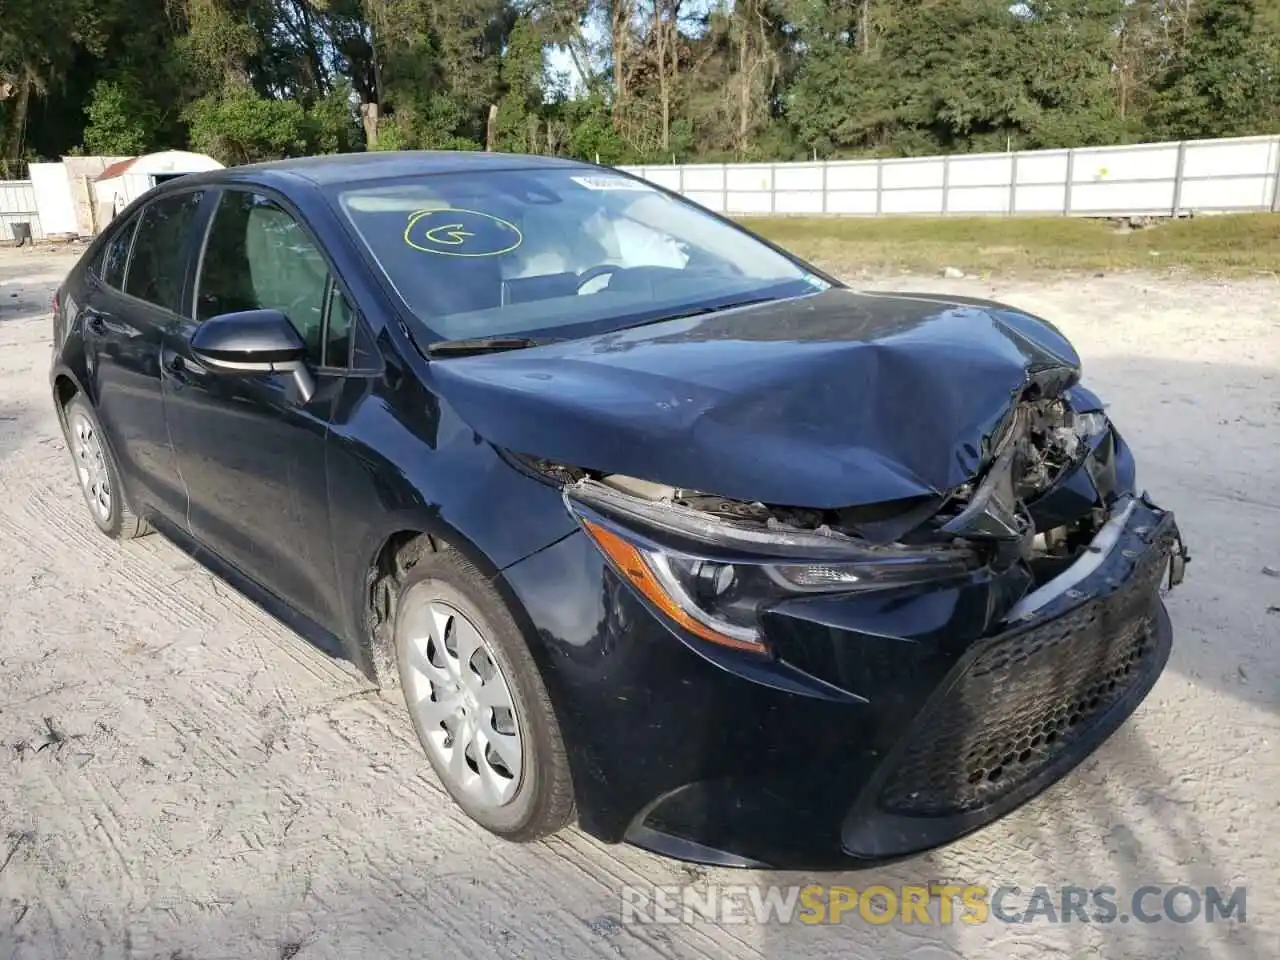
xmin=92 ymin=150 xmax=224 ymax=223
xmin=30 ymin=150 xmax=223 ymax=237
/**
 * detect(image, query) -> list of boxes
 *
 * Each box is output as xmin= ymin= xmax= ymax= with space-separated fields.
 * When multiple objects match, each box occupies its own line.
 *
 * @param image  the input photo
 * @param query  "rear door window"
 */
xmin=123 ymin=191 xmax=205 ymax=310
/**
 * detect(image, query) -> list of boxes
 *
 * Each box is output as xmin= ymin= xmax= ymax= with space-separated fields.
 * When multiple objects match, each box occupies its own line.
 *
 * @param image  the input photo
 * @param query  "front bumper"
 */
xmin=842 ymin=498 xmax=1180 ymax=859
xmin=502 ymin=494 xmax=1185 ymax=869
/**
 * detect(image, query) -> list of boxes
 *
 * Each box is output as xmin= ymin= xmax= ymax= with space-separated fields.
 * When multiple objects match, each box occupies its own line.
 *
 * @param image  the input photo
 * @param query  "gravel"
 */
xmin=1 ymin=245 xmax=1277 ymax=959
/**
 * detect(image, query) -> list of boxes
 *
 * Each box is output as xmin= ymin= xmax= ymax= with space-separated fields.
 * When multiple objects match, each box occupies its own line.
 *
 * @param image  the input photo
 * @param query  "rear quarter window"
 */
xmin=96 ymin=214 xmax=140 ymax=290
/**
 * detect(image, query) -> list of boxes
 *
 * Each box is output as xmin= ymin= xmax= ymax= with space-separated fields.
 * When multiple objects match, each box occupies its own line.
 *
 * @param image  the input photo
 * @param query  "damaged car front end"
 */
xmin=54 ymin=156 xmax=1188 ymax=871
xmin=468 ymin=291 xmax=1190 ymax=869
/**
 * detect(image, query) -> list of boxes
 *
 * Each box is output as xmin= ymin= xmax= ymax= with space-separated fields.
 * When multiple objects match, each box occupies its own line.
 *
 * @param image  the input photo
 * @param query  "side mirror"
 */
xmin=190 ymin=309 xmax=316 ymax=403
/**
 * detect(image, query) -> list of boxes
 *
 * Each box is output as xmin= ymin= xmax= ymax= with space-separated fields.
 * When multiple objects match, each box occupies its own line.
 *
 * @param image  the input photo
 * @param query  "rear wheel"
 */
xmin=63 ymin=396 xmax=150 ymax=540
xmin=393 ymin=545 xmax=574 ymax=839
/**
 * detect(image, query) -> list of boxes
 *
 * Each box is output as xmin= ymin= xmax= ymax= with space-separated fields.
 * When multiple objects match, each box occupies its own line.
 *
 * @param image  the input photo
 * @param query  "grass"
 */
xmin=737 ymin=212 xmax=1280 ymax=278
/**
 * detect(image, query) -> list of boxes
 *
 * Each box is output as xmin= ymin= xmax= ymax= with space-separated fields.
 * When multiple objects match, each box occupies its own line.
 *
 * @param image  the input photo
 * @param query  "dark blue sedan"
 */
xmin=48 ymin=152 xmax=1188 ymax=868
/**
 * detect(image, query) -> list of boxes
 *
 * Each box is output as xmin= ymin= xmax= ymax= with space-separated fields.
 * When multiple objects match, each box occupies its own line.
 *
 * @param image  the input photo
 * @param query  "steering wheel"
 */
xmin=576 ymin=264 xmax=620 ymax=294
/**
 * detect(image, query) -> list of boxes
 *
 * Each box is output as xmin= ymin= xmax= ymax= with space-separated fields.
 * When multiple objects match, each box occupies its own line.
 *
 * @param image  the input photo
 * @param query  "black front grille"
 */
xmin=877 ymin=529 xmax=1173 ymax=817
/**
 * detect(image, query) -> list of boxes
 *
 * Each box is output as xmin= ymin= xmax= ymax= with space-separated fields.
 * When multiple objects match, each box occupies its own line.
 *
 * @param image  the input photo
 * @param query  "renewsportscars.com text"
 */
xmin=620 ymin=883 xmax=1247 ymax=926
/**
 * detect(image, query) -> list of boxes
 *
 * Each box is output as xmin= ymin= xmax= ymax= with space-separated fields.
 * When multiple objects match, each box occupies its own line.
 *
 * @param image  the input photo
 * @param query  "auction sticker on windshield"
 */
xmin=570 ymin=175 xmax=654 ymax=192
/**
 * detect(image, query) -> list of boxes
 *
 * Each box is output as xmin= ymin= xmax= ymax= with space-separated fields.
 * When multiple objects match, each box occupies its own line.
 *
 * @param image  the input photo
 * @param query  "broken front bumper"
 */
xmin=502 ymin=493 xmax=1186 ymax=869
xmin=842 ymin=494 xmax=1185 ymax=859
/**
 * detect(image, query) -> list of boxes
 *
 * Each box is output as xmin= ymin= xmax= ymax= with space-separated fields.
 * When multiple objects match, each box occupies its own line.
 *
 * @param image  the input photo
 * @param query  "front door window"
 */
xmin=197 ymin=192 xmax=331 ymax=365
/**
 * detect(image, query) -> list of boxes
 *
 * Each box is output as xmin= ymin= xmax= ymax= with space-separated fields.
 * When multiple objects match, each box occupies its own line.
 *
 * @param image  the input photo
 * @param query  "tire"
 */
xmin=62 ymin=396 xmax=150 ymax=540
xmin=392 ymin=543 xmax=575 ymax=840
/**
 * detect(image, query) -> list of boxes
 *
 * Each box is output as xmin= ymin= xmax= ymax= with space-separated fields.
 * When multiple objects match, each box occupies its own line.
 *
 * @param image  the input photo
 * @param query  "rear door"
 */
xmin=160 ymin=187 xmax=350 ymax=631
xmin=78 ymin=191 xmax=205 ymax=523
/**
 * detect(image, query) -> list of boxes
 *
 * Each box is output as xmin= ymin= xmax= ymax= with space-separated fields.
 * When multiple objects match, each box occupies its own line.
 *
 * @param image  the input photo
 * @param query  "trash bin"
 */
xmin=11 ymin=221 xmax=31 ymax=247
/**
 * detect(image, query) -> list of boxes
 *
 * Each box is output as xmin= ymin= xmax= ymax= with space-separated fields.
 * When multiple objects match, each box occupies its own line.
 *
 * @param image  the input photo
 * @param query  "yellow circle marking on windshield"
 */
xmin=403 ymin=207 xmax=523 ymax=257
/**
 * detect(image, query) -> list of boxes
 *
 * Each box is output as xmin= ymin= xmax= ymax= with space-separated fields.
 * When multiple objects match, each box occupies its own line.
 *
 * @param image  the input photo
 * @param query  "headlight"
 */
xmin=1073 ymin=409 xmax=1110 ymax=441
xmin=565 ymin=480 xmax=979 ymax=654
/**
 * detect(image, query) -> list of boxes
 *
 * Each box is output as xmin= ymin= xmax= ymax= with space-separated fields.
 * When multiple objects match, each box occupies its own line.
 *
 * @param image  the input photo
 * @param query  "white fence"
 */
xmin=0 ymin=180 xmax=41 ymax=241
xmin=619 ymin=134 xmax=1280 ymax=218
xmin=5 ymin=134 xmax=1280 ymax=238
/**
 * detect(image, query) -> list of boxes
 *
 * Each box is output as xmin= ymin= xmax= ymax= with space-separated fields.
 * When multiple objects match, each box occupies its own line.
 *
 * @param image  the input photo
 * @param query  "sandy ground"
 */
xmin=0 ymin=243 xmax=1277 ymax=960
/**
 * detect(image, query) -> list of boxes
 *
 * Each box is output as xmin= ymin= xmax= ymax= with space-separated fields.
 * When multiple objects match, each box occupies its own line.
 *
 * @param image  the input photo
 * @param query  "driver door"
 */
xmin=161 ymin=188 xmax=347 ymax=630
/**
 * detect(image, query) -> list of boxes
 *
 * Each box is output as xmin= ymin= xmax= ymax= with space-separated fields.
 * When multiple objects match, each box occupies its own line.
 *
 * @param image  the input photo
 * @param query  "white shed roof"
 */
xmin=94 ymin=150 xmax=223 ymax=182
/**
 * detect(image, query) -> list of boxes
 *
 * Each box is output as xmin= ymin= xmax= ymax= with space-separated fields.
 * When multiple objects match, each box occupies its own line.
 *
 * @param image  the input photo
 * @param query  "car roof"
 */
xmin=170 ymin=151 xmax=595 ymax=192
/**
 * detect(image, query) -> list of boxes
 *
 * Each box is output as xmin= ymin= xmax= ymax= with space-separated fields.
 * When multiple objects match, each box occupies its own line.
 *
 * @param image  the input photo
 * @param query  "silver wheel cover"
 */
xmin=69 ymin=411 xmax=112 ymax=522
xmin=398 ymin=590 xmax=524 ymax=808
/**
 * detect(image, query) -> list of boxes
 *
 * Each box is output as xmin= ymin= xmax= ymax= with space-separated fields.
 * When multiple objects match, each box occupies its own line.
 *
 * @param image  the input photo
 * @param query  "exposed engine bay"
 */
xmin=518 ymin=390 xmax=1127 ymax=599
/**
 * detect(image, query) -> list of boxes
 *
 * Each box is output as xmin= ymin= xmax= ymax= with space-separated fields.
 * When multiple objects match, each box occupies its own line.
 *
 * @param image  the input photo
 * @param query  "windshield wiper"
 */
xmin=426 ymin=296 xmax=782 ymax=357
xmin=425 ymin=336 xmax=549 ymax=358
xmin=635 ymin=296 xmax=783 ymax=327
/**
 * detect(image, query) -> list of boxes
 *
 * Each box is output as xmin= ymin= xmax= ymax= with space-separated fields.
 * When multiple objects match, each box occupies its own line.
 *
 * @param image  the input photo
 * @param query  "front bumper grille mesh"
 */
xmin=877 ymin=527 xmax=1174 ymax=817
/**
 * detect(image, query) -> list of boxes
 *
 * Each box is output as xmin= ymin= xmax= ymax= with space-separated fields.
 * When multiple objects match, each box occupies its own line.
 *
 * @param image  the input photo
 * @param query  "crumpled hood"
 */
xmin=429 ymin=288 xmax=1084 ymax=508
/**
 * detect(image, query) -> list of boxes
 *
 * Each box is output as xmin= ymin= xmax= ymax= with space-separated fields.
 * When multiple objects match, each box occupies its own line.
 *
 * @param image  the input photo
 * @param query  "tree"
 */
xmin=83 ymin=79 xmax=156 ymax=155
xmin=5 ymin=0 xmax=1280 ymax=172
xmin=185 ymin=89 xmax=308 ymax=163
xmin=494 ymin=17 xmax=550 ymax=152
xmin=1150 ymin=0 xmax=1280 ymax=138
xmin=0 ymin=0 xmax=108 ymax=174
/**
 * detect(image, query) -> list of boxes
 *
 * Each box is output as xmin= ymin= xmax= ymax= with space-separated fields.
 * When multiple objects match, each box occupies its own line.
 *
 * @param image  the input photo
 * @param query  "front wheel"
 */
xmin=393 ymin=544 xmax=575 ymax=840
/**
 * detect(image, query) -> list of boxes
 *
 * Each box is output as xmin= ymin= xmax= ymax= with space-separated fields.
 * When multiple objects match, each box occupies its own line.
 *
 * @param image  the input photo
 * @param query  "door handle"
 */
xmin=162 ymin=349 xmax=191 ymax=389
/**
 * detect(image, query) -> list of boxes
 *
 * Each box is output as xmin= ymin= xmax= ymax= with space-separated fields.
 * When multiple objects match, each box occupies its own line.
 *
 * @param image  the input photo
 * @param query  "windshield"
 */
xmin=332 ymin=167 xmax=824 ymax=341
